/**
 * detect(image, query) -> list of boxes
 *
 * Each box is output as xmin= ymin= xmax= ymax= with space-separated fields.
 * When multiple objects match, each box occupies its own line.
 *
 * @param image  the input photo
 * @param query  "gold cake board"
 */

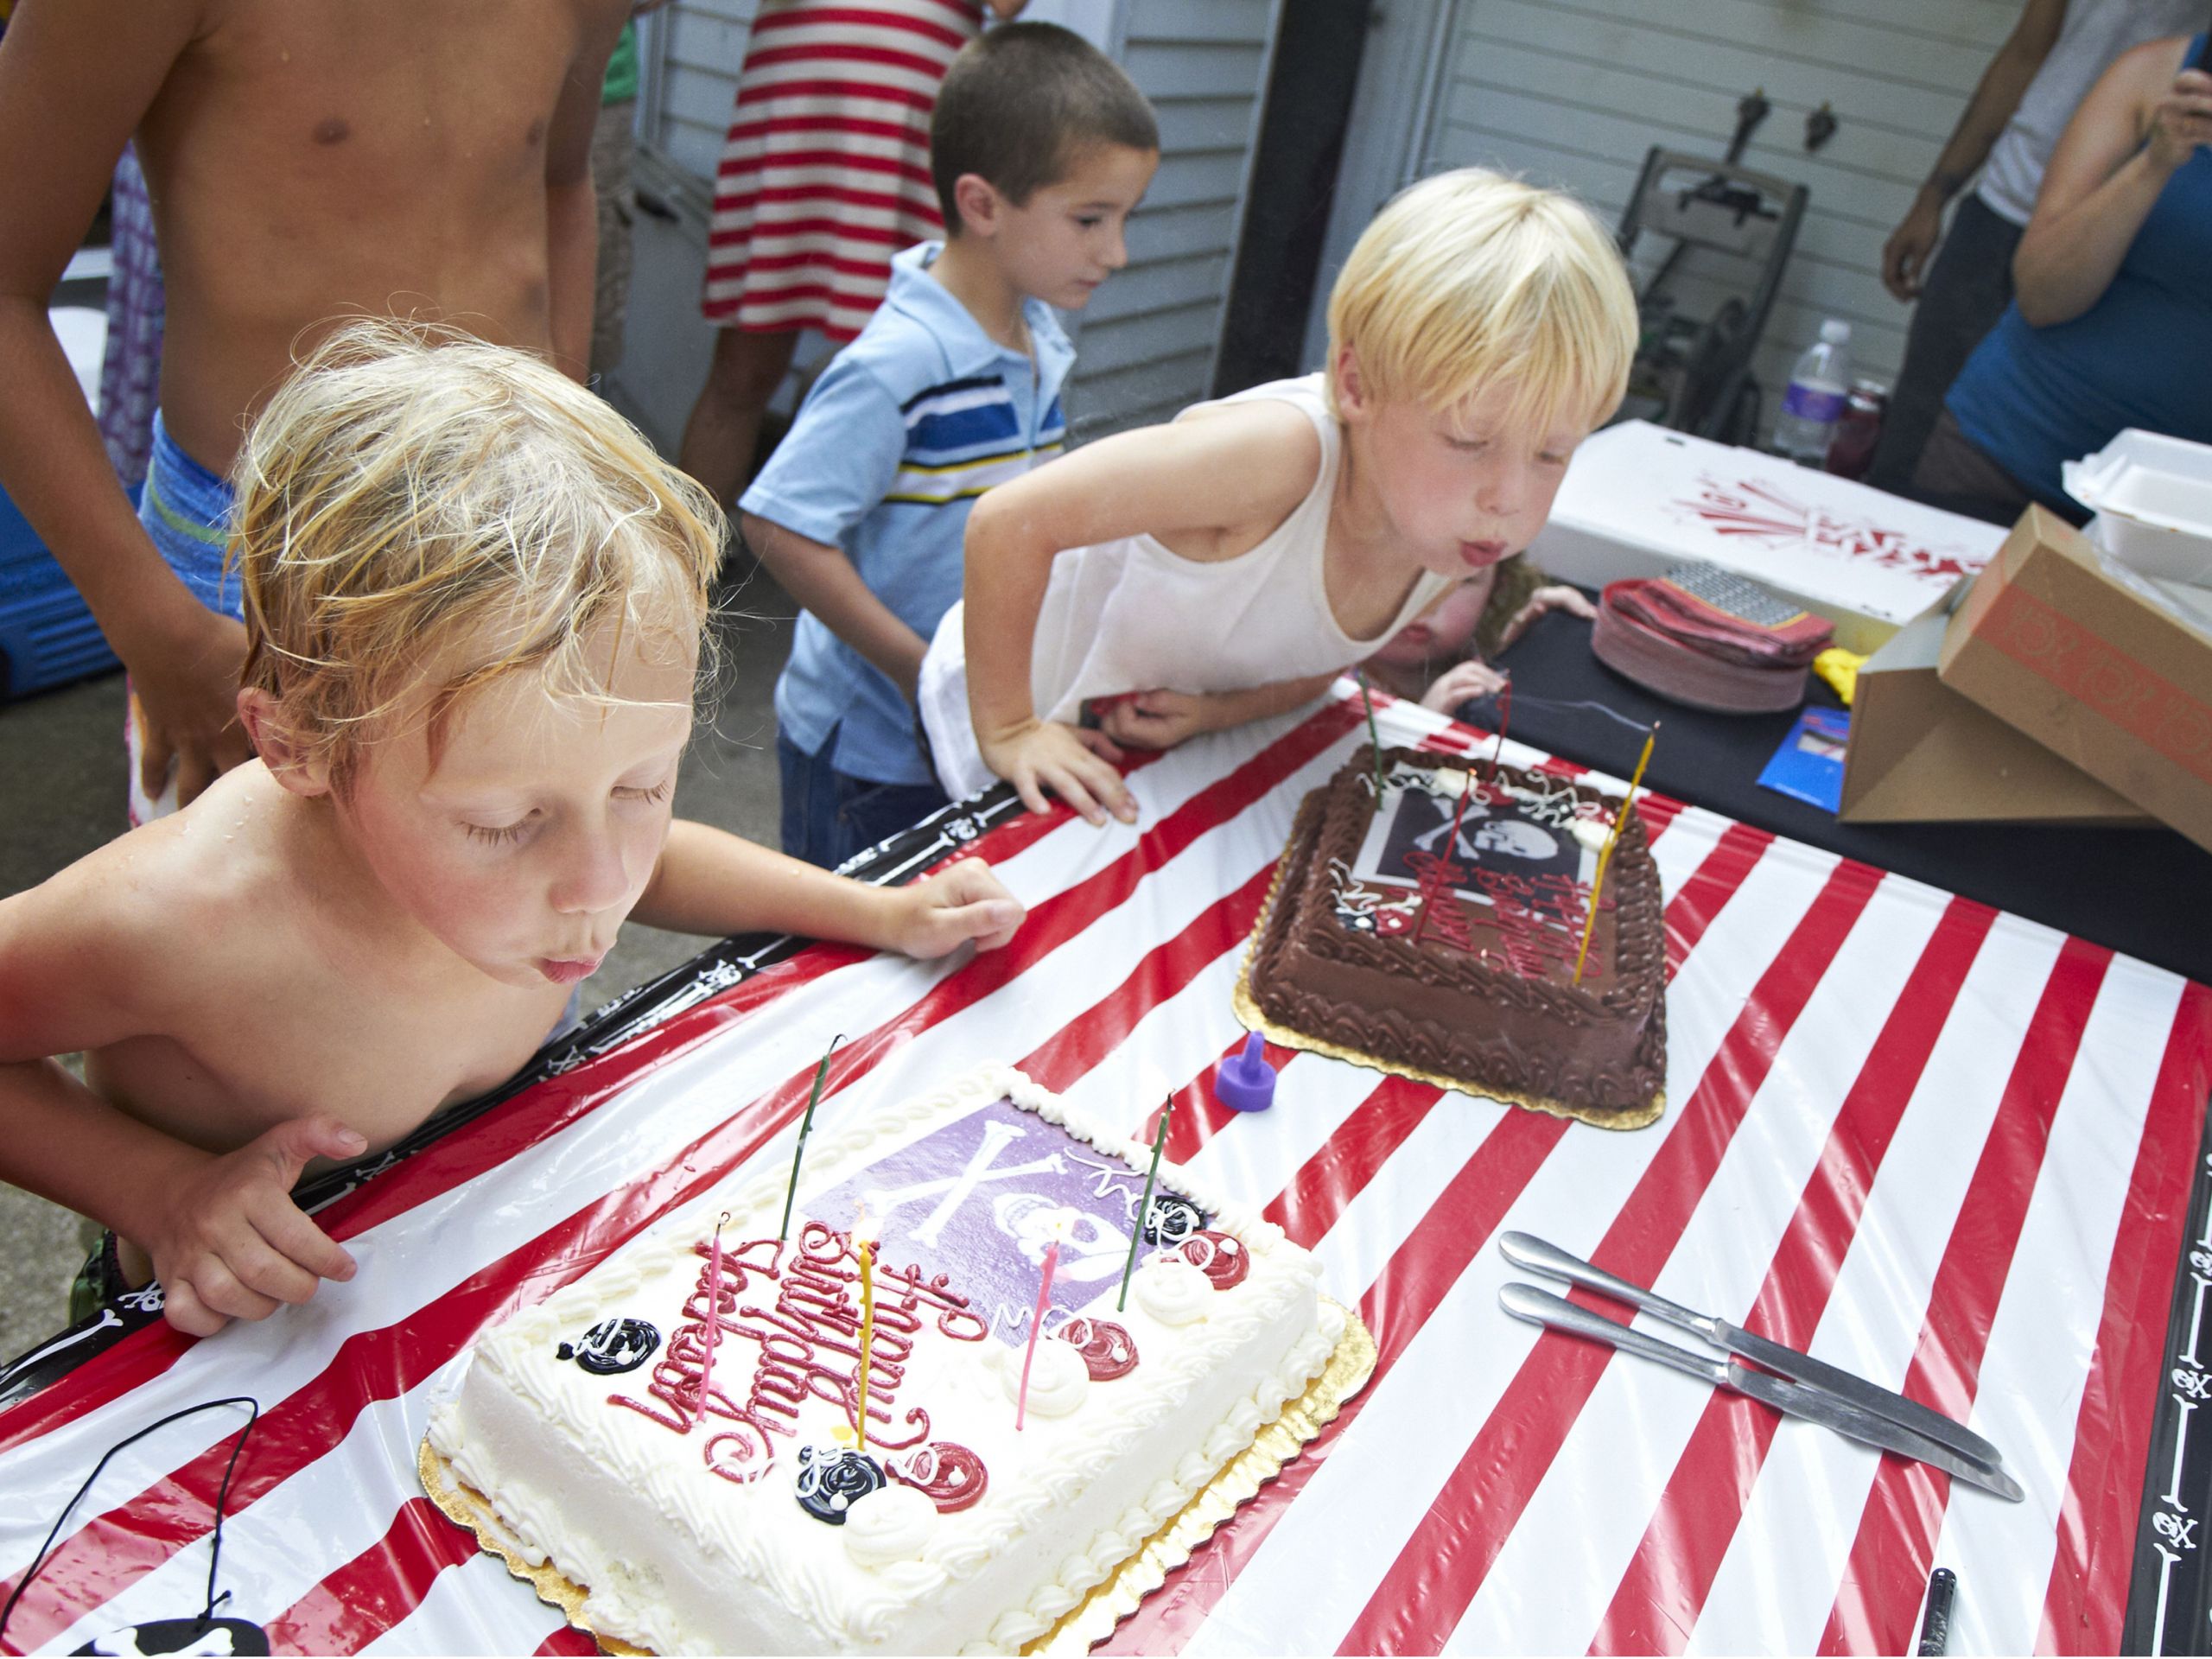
xmin=1232 ymin=854 xmax=1666 ymax=1133
xmin=417 ymin=1300 xmax=1376 ymax=1656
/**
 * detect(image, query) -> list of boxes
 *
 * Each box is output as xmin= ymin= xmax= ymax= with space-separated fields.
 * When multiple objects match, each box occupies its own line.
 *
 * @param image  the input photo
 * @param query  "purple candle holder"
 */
xmin=1214 ymin=1032 xmax=1278 ymax=1114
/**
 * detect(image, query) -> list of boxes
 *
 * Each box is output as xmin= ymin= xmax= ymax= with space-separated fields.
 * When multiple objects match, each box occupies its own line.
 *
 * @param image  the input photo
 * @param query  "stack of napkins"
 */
xmin=1592 ymin=564 xmax=1834 ymax=713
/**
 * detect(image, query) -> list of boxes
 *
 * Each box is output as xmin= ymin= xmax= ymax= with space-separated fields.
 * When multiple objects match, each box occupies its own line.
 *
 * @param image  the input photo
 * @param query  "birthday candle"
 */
xmin=1355 ymin=669 xmax=1386 ymax=804
xmin=855 ymin=1218 xmax=875 ymax=1451
xmin=697 ymin=1214 xmax=727 ymax=1421
xmin=1486 ymin=675 xmax=1514 ymax=793
xmin=1117 ymin=1099 xmax=1173 ymax=1313
xmin=1413 ymin=765 xmax=1479 ymax=947
xmin=779 ymin=1034 xmax=842 ymax=1244
xmin=1572 ymin=725 xmax=1657 ymax=987
xmin=1014 ymin=1236 xmax=1061 ymax=1431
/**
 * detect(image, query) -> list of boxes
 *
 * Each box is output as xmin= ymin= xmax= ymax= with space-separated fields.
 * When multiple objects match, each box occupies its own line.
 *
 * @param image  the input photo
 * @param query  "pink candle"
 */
xmin=1014 ymin=1239 xmax=1061 ymax=1431
xmin=697 ymin=1215 xmax=725 ymax=1423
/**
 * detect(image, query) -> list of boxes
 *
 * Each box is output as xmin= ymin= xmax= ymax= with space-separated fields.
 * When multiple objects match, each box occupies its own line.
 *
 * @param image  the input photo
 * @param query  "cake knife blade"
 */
xmin=1498 ymin=1283 xmax=2024 ymax=1503
xmin=1499 ymin=1230 xmax=2006 ymax=1475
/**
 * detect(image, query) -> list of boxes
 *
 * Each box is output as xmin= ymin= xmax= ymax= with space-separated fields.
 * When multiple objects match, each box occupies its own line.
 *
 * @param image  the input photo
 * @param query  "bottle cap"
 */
xmin=1821 ymin=319 xmax=1852 ymax=343
xmin=1213 ymin=1032 xmax=1278 ymax=1114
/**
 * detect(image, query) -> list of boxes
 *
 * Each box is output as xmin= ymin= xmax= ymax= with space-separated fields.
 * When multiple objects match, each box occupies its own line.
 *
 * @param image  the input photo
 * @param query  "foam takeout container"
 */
xmin=2063 ymin=429 xmax=2212 ymax=587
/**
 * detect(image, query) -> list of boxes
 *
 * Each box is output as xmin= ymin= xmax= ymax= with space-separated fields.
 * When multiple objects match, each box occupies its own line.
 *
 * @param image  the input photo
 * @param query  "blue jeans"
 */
xmin=777 ymin=729 xmax=949 ymax=870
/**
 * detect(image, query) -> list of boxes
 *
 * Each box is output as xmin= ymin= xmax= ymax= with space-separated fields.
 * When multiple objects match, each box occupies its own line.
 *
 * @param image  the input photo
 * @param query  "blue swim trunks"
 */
xmin=138 ymin=410 xmax=239 ymax=619
xmin=124 ymin=413 xmax=241 ymax=823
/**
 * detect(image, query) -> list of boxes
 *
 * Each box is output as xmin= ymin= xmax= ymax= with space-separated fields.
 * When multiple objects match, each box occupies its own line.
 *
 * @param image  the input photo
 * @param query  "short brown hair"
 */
xmin=232 ymin=320 xmax=724 ymax=785
xmin=931 ymin=22 xmax=1157 ymax=232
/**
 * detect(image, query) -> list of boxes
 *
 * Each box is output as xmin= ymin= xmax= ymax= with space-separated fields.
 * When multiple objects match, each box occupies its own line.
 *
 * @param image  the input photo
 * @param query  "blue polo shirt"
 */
xmin=742 ymin=242 xmax=1075 ymax=785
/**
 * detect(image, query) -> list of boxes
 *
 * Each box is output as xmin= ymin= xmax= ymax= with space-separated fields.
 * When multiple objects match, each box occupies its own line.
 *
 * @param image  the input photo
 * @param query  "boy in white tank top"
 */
xmin=918 ymin=168 xmax=1640 ymax=823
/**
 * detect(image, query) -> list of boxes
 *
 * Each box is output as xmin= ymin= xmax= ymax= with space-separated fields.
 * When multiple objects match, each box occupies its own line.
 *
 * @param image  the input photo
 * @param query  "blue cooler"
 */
xmin=0 ymin=483 xmax=119 ymax=699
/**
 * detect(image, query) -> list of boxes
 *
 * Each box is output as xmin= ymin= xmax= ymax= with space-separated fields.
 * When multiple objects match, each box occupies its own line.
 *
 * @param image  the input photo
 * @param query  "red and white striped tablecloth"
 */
xmin=3 ymin=688 xmax=2206 ymax=1656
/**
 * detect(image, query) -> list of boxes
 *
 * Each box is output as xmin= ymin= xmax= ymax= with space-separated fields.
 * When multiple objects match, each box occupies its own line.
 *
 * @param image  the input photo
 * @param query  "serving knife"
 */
xmin=1499 ymin=1230 xmax=2006 ymax=1475
xmin=1499 ymin=1283 xmax=2024 ymax=1503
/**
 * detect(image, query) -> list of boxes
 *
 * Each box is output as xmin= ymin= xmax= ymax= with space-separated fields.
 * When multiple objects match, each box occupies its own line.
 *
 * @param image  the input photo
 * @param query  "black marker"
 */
xmin=1916 ymin=1566 xmax=1957 ymax=1656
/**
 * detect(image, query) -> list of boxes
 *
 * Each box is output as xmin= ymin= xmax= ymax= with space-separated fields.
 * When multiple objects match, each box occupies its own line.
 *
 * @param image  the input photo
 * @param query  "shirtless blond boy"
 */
xmin=0 ymin=0 xmax=628 ymax=813
xmin=0 ymin=325 xmax=1026 ymax=1338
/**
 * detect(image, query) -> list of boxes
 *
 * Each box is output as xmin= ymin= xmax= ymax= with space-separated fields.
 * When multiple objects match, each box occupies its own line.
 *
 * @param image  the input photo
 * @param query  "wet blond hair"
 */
xmin=232 ymin=320 xmax=725 ymax=785
xmin=1326 ymin=168 xmax=1637 ymax=435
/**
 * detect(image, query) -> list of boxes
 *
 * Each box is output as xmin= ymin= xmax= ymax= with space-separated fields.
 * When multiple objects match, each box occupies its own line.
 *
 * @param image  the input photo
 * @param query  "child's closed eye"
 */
xmin=616 ymin=779 xmax=674 ymax=805
xmin=466 ymin=818 xmax=531 ymax=846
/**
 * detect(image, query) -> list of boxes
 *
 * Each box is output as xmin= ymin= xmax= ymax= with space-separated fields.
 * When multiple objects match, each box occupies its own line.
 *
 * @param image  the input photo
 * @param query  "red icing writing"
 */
xmin=1405 ymin=851 xmax=1473 ymax=950
xmin=605 ymin=1220 xmax=986 ymax=1481
xmin=1396 ymin=854 xmax=1614 ymax=982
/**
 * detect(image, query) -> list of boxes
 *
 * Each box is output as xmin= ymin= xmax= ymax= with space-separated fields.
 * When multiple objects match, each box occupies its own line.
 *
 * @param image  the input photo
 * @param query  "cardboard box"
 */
xmin=1939 ymin=506 xmax=2212 ymax=852
xmin=1528 ymin=421 xmax=2008 ymax=652
xmin=1840 ymin=588 xmax=2152 ymax=826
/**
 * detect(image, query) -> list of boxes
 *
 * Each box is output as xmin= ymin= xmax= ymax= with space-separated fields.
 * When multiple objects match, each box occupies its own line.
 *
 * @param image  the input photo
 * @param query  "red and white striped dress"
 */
xmin=702 ymin=0 xmax=983 ymax=340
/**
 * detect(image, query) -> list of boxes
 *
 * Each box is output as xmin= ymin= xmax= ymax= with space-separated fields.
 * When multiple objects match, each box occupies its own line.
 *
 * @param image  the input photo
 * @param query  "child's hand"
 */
xmin=887 ymin=858 xmax=1027 ymax=957
xmin=1421 ymin=658 xmax=1509 ymax=712
xmin=1499 ymin=583 xmax=1597 ymax=650
xmin=1097 ymin=690 xmax=1214 ymax=752
xmin=980 ymin=720 xmax=1136 ymax=827
xmin=138 ymin=1115 xmax=365 ymax=1337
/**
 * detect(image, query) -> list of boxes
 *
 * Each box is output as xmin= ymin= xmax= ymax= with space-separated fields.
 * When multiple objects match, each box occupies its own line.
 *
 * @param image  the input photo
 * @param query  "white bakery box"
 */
xmin=1528 ymin=421 xmax=2009 ymax=652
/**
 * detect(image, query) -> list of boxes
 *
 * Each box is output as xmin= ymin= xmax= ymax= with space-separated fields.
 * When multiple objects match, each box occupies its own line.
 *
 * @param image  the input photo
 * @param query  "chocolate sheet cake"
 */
xmin=1243 ymin=747 xmax=1667 ymax=1126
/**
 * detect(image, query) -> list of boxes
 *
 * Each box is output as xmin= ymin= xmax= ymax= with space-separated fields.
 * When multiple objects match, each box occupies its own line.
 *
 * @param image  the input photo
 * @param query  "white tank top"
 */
xmin=1976 ymin=0 xmax=2202 ymax=226
xmin=1027 ymin=373 xmax=1452 ymax=723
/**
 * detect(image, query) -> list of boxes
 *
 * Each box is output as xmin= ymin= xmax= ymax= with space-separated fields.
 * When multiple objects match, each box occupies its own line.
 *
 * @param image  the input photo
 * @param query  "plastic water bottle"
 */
xmin=1771 ymin=319 xmax=1853 ymax=467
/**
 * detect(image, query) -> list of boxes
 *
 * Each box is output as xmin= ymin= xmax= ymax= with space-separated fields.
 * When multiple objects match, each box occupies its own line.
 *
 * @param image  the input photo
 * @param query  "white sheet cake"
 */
xmin=426 ymin=1061 xmax=1342 ymax=1654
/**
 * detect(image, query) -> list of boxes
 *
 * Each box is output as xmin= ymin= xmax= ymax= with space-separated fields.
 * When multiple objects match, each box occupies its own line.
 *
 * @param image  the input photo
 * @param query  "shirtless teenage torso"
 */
xmin=134 ymin=0 xmax=628 ymax=470
xmin=0 ymin=0 xmax=627 ymax=801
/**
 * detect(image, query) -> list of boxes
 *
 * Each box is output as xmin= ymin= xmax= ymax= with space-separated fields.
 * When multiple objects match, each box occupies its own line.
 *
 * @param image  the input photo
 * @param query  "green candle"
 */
xmin=779 ymin=1034 xmax=842 ymax=1245
xmin=1355 ymin=669 xmax=1386 ymax=807
xmin=1117 ymin=1097 xmax=1174 ymax=1313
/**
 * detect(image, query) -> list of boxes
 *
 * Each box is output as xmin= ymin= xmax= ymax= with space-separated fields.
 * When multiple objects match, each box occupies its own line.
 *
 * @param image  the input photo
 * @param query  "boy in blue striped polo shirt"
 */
xmin=737 ymin=23 xmax=1157 ymax=868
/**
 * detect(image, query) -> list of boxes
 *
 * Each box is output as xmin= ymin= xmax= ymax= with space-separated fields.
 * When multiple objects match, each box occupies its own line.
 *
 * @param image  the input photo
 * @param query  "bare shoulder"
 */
xmin=1173 ymin=397 xmax=1325 ymax=494
xmin=0 ymin=823 xmax=185 ymax=1054
xmin=0 ymin=770 xmax=294 ymax=1051
xmin=982 ymin=394 xmax=1327 ymax=561
xmin=1153 ymin=398 xmax=1327 ymax=563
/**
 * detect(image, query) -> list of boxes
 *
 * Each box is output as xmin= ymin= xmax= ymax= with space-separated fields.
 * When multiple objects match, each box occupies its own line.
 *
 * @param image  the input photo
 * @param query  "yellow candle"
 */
xmin=1572 ymin=726 xmax=1657 ymax=987
xmin=855 ymin=1205 xmax=876 ymax=1452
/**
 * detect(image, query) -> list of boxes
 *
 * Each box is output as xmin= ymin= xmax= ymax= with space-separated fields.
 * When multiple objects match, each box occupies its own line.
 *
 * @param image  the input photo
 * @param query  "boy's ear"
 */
xmin=1332 ymin=346 xmax=1372 ymax=421
xmin=237 ymin=687 xmax=334 ymax=798
xmin=951 ymin=172 xmax=1005 ymax=238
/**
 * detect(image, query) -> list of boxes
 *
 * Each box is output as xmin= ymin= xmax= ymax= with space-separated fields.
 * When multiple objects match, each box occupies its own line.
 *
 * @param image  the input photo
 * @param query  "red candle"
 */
xmin=1015 ymin=1238 xmax=1062 ymax=1431
xmin=1486 ymin=675 xmax=1514 ymax=795
xmin=1413 ymin=766 xmax=1478 ymax=947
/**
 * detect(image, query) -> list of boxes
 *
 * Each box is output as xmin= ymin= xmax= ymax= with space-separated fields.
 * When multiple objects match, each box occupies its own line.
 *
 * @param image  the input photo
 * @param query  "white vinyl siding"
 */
xmin=644 ymin=0 xmax=760 ymax=188
xmin=622 ymin=0 xmax=1278 ymax=448
xmin=1059 ymin=0 xmax=1280 ymax=437
xmin=1350 ymin=0 xmax=2018 ymax=407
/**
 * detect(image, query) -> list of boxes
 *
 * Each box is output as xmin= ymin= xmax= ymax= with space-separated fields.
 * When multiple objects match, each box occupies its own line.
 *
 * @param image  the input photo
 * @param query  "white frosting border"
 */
xmin=428 ymin=1062 xmax=1331 ymax=1655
